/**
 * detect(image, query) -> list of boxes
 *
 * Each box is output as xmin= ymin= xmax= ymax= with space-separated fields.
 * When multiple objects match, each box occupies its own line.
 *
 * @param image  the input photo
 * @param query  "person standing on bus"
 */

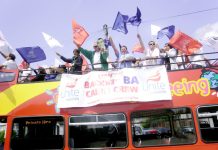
xmin=0 ymin=51 xmax=18 ymax=70
xmin=160 ymin=43 xmax=178 ymax=70
xmin=189 ymin=48 xmax=211 ymax=68
xmin=136 ymin=33 xmax=160 ymax=67
xmin=56 ymin=49 xmax=83 ymax=74
xmin=109 ymin=36 xmax=135 ymax=69
xmin=74 ymin=39 xmax=109 ymax=71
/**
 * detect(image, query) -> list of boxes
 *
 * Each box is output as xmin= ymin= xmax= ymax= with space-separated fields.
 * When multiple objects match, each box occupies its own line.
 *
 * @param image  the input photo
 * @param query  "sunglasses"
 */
xmin=149 ymin=43 xmax=155 ymax=46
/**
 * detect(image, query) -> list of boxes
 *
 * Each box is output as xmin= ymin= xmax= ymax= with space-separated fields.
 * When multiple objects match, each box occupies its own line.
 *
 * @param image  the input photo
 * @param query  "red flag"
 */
xmin=19 ymin=60 xmax=28 ymax=69
xmin=72 ymin=20 xmax=89 ymax=46
xmin=132 ymin=43 xmax=144 ymax=53
xmin=169 ymin=31 xmax=202 ymax=54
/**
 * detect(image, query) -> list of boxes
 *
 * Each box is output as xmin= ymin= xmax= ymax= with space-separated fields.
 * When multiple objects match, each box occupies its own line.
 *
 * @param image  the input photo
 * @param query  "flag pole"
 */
xmin=103 ymin=24 xmax=109 ymax=52
xmin=103 ymin=24 xmax=108 ymax=38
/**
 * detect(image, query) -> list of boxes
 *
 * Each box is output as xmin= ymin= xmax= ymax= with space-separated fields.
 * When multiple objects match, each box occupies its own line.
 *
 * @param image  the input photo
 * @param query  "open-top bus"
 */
xmin=0 ymin=55 xmax=218 ymax=150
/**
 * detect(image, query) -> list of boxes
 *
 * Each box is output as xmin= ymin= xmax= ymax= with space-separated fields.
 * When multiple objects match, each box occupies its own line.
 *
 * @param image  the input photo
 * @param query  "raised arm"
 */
xmin=109 ymin=36 xmax=119 ymax=59
xmin=56 ymin=52 xmax=72 ymax=63
xmin=0 ymin=51 xmax=7 ymax=59
xmin=137 ymin=33 xmax=145 ymax=51
xmin=73 ymin=41 xmax=81 ymax=49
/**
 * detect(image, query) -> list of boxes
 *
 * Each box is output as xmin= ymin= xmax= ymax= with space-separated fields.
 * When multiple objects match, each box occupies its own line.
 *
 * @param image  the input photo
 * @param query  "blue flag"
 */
xmin=16 ymin=46 xmax=46 ymax=63
xmin=112 ymin=12 xmax=129 ymax=34
xmin=128 ymin=7 xmax=142 ymax=26
xmin=104 ymin=39 xmax=111 ymax=49
xmin=157 ymin=25 xmax=175 ymax=39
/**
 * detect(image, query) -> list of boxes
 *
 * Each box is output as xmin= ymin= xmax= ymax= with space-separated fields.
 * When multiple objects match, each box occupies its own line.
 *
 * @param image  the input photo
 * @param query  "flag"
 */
xmin=54 ymin=57 xmax=62 ymax=67
xmin=16 ymin=46 xmax=46 ymax=63
xmin=0 ymin=31 xmax=13 ymax=55
xmin=151 ymin=24 xmax=161 ymax=36
xmin=203 ymin=32 xmax=218 ymax=50
xmin=132 ymin=43 xmax=144 ymax=53
xmin=169 ymin=31 xmax=202 ymax=54
xmin=72 ymin=20 xmax=89 ymax=46
xmin=157 ymin=25 xmax=175 ymax=39
xmin=128 ymin=7 xmax=141 ymax=26
xmin=112 ymin=12 xmax=129 ymax=34
xmin=104 ymin=39 xmax=111 ymax=49
xmin=42 ymin=32 xmax=63 ymax=48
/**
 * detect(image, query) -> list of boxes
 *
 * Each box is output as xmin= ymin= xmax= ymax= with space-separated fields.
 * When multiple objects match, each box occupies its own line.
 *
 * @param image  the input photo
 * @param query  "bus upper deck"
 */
xmin=0 ymin=52 xmax=218 ymax=150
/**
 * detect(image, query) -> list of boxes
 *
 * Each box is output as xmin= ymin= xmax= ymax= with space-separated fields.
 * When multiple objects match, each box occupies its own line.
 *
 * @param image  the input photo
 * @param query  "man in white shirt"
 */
xmin=136 ymin=34 xmax=160 ymax=67
xmin=0 ymin=51 xmax=18 ymax=70
xmin=144 ymin=41 xmax=160 ymax=66
xmin=109 ymin=37 xmax=135 ymax=69
xmin=189 ymin=48 xmax=210 ymax=68
xmin=160 ymin=43 xmax=178 ymax=70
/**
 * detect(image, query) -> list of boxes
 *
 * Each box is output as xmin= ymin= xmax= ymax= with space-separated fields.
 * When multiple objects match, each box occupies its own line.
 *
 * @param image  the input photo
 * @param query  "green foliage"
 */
xmin=0 ymin=130 xmax=5 ymax=143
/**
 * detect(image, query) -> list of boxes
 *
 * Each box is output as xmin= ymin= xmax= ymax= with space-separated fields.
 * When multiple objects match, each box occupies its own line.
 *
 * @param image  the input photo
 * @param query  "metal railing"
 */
xmin=17 ymin=51 xmax=218 ymax=83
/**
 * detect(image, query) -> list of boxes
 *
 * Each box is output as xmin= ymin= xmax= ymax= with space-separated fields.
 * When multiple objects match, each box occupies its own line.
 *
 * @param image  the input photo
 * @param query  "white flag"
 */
xmin=42 ymin=32 xmax=63 ymax=48
xmin=0 ymin=31 xmax=13 ymax=55
xmin=54 ymin=57 xmax=63 ymax=67
xmin=151 ymin=24 xmax=161 ymax=36
xmin=204 ymin=32 xmax=218 ymax=50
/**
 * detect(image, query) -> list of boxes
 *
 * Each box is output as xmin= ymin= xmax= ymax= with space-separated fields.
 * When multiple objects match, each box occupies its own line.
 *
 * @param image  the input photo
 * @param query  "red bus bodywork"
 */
xmin=1 ymin=67 xmax=218 ymax=150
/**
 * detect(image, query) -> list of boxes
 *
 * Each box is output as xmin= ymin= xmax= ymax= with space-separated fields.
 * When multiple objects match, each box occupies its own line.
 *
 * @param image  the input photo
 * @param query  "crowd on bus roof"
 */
xmin=0 ymin=33 xmax=216 ymax=83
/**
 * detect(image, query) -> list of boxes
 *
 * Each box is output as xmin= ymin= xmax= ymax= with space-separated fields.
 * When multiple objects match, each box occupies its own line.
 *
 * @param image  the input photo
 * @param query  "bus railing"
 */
xmin=7 ymin=51 xmax=218 ymax=83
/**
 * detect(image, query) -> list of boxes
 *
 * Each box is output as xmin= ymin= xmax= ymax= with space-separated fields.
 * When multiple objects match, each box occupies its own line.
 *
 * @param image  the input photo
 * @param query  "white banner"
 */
xmin=57 ymin=66 xmax=172 ymax=108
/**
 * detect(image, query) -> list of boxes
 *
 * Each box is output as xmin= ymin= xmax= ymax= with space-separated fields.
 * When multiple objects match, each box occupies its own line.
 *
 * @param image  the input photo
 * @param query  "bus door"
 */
xmin=0 ymin=117 xmax=7 ymax=150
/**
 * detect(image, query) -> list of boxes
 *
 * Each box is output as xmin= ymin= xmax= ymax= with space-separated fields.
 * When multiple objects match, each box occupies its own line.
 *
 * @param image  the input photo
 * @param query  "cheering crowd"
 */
xmin=0 ymin=32 xmax=214 ymax=83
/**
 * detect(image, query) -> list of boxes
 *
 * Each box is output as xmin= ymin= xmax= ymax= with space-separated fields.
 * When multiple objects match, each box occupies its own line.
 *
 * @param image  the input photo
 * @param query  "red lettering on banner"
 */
xmin=86 ymin=89 xmax=98 ymax=97
xmin=84 ymin=79 xmax=116 ymax=88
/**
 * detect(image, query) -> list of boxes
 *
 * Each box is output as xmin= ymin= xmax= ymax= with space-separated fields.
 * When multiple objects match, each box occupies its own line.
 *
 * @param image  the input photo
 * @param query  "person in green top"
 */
xmin=74 ymin=38 xmax=109 ymax=71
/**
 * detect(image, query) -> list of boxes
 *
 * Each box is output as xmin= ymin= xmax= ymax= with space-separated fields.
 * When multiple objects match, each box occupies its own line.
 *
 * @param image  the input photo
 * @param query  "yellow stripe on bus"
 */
xmin=0 ymin=82 xmax=59 ymax=115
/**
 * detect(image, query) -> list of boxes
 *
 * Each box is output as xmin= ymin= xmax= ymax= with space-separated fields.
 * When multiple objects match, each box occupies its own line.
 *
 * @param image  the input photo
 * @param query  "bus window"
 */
xmin=0 ymin=72 xmax=15 ymax=82
xmin=131 ymin=107 xmax=196 ymax=147
xmin=0 ymin=117 xmax=7 ymax=150
xmin=198 ymin=105 xmax=218 ymax=142
xmin=69 ymin=113 xmax=127 ymax=149
xmin=10 ymin=116 xmax=64 ymax=150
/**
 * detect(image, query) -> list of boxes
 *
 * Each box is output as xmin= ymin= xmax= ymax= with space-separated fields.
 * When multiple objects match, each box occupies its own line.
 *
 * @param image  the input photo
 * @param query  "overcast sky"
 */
xmin=1 ymin=0 xmax=218 ymax=67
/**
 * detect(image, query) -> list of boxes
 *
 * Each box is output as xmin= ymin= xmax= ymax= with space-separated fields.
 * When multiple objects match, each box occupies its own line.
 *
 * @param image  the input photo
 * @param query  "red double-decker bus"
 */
xmin=0 ymin=57 xmax=218 ymax=150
